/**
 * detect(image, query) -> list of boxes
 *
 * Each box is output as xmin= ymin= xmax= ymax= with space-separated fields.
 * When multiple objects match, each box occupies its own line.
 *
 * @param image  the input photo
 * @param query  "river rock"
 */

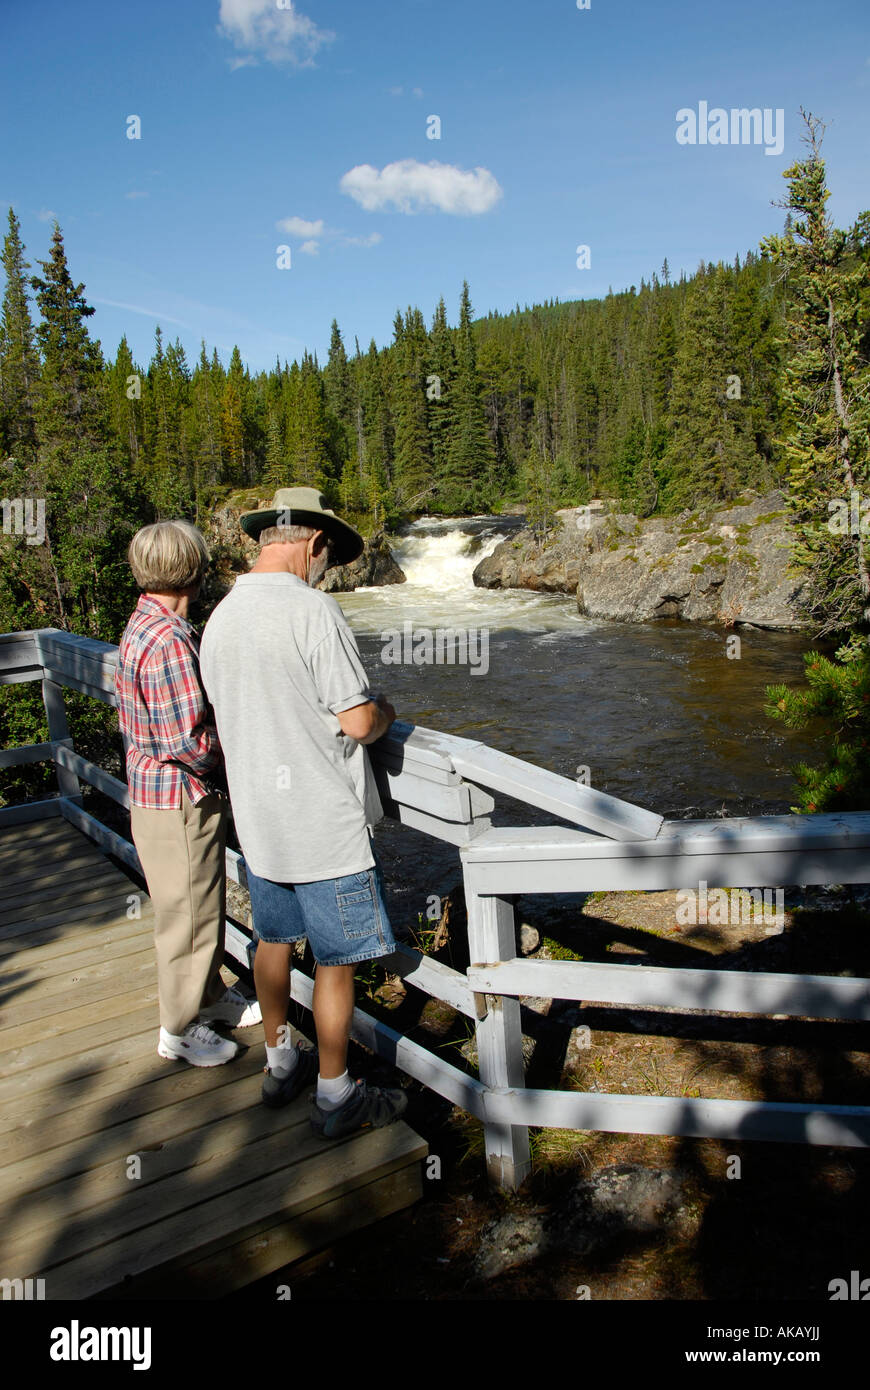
xmin=518 ymin=923 xmax=541 ymax=955
xmin=473 ymin=491 xmax=810 ymax=629
xmin=561 ymin=1163 xmax=688 ymax=1246
xmin=473 ymin=1212 xmax=549 ymax=1281
xmin=472 ymin=1163 xmax=689 ymax=1281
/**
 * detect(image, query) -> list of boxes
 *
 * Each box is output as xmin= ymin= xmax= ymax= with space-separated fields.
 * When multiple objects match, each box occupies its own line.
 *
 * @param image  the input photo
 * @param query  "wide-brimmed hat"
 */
xmin=240 ymin=487 xmax=364 ymax=566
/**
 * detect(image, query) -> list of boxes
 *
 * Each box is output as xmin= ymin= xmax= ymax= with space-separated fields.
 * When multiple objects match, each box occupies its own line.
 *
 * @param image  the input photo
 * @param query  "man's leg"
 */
xmin=254 ymin=940 xmax=295 ymax=1047
xmin=312 ymin=963 xmax=356 ymax=1078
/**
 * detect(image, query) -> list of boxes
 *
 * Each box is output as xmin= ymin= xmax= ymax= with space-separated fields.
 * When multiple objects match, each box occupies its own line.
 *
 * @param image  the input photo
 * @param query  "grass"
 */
xmin=543 ymin=935 xmax=584 ymax=962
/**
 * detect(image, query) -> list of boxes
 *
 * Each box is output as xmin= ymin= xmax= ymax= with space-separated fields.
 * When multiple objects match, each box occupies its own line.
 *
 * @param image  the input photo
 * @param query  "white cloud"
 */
xmin=217 ymin=0 xmax=334 ymax=67
xmin=342 ymin=231 xmax=382 ymax=247
xmin=388 ymin=85 xmax=403 ymax=96
xmin=412 ymin=87 xmax=423 ymax=98
xmin=339 ymin=159 xmax=502 ymax=215
xmin=125 ymin=191 xmax=149 ymax=200
xmin=277 ymin=215 xmax=325 ymax=238
xmin=276 ymin=216 xmax=382 ymax=253
xmin=36 ymin=208 xmax=57 ymax=222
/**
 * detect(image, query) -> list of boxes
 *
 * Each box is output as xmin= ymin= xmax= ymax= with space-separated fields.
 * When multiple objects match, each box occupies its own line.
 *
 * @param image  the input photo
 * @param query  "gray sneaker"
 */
xmin=310 ymin=1077 xmax=408 ymax=1139
xmin=261 ymin=1043 xmax=318 ymax=1108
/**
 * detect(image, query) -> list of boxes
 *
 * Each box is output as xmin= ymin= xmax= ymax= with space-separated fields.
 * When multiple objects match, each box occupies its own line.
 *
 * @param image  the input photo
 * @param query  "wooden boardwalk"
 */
xmin=0 ymin=817 xmax=426 ymax=1300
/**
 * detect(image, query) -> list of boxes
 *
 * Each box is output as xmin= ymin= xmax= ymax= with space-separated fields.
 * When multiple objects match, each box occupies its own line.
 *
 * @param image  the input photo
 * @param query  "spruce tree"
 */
xmin=0 ymin=208 xmax=40 ymax=460
xmin=760 ymin=110 xmax=870 ymax=630
xmin=442 ymin=282 xmax=495 ymax=511
xmin=763 ymin=113 xmax=870 ymax=812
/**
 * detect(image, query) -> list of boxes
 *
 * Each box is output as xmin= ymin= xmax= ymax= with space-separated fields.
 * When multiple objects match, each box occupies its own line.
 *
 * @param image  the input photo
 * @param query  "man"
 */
xmin=116 ymin=519 xmax=261 ymax=1068
xmin=199 ymin=487 xmax=407 ymax=1138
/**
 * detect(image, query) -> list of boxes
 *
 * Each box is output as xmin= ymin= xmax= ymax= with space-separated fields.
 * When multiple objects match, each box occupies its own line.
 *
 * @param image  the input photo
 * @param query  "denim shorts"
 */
xmin=244 ymin=852 xmax=397 ymax=966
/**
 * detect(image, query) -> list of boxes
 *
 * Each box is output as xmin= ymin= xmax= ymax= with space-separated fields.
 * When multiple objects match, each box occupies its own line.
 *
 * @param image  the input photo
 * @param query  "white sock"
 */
xmin=316 ymin=1071 xmax=355 ymax=1110
xmin=266 ymin=1041 xmax=299 ymax=1078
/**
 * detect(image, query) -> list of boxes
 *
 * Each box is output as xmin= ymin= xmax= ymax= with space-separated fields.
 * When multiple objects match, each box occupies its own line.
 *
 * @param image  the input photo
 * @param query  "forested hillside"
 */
xmin=1 ymin=211 xmax=788 ymax=646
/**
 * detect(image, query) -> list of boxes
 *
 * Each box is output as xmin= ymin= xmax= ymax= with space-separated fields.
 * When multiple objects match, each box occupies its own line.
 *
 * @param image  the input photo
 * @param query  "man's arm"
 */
xmin=337 ymin=693 xmax=396 ymax=745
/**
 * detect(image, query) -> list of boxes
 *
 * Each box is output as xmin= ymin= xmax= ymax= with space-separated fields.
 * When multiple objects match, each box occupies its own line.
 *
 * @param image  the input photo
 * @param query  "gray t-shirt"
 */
xmin=199 ymin=572 xmax=383 ymax=883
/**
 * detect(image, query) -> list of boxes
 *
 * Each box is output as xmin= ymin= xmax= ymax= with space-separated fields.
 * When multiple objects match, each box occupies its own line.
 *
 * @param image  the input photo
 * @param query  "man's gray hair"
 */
xmin=258 ymin=522 xmax=318 ymax=548
xmin=258 ymin=522 xmax=334 ymax=564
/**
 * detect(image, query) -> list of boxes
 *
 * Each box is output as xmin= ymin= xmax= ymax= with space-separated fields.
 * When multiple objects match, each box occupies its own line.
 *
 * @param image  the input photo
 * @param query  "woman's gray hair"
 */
xmin=127 ymin=520 xmax=209 ymax=591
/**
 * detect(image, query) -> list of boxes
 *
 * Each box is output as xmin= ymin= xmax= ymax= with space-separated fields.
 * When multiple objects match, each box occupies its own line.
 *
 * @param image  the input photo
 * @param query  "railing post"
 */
xmin=41 ymin=677 xmax=81 ymax=802
xmin=464 ymin=876 xmax=531 ymax=1190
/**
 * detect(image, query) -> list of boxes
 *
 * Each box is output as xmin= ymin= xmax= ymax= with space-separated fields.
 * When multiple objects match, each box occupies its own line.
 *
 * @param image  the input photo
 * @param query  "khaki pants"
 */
xmin=130 ymin=789 xmax=228 ymax=1036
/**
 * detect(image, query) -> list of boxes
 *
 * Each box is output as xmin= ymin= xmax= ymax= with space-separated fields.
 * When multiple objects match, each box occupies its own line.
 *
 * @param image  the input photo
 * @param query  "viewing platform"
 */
xmin=0 ymin=814 xmax=426 ymax=1300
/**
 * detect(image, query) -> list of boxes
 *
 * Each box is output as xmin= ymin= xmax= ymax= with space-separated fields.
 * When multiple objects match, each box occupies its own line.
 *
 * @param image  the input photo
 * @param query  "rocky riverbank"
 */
xmin=473 ymin=491 xmax=809 ymax=629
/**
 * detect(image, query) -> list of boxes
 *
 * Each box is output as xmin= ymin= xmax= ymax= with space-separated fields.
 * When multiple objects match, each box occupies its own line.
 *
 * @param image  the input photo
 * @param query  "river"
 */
xmin=334 ymin=516 xmax=824 ymax=912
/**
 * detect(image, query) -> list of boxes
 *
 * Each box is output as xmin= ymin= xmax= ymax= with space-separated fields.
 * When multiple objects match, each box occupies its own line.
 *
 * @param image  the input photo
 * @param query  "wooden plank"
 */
xmin=0 ymin=1062 xmax=279 ymax=1208
xmin=0 ymin=975 xmax=159 ymax=1052
xmin=381 ymin=942 xmax=477 ymax=1018
xmin=461 ymin=823 xmax=870 ymax=894
xmin=0 ymin=799 xmax=62 ymax=829
xmin=0 ymin=849 xmax=116 ymax=895
xmin=0 ymin=936 xmax=152 ymax=996
xmin=23 ymin=1121 xmax=426 ymax=1298
xmin=450 ymin=742 xmax=664 ymax=842
xmin=40 ymin=668 xmax=116 ymax=705
xmin=0 ymin=895 xmax=137 ymax=938
xmin=0 ymin=631 xmax=40 ymax=682
xmin=0 ymin=1003 xmax=159 ymax=1096
xmin=54 ymin=745 xmax=130 ymax=807
xmin=465 ymin=890 xmax=530 ymax=1190
xmin=0 ymin=948 xmax=156 ymax=1027
xmin=383 ymin=799 xmax=492 ymax=846
xmin=0 ymin=915 xmax=151 ymax=963
xmin=40 ymin=679 xmax=80 ymax=799
xmin=0 ymin=816 xmax=81 ymax=848
xmin=0 ymin=1040 xmax=268 ymax=1159
xmin=374 ymin=719 xmax=463 ymax=776
xmin=0 ymin=900 xmax=136 ymax=945
xmin=35 ymin=632 xmax=118 ymax=702
xmin=118 ymin=1162 xmax=423 ymax=1300
xmin=467 ymin=958 xmax=870 ymax=1021
xmin=0 ymin=867 xmax=125 ymax=920
xmin=482 ymin=1086 xmax=870 ymax=1148
xmin=373 ymin=763 xmax=473 ymax=822
xmin=58 ymin=798 xmax=140 ymax=872
xmin=0 ymin=739 xmax=69 ymax=770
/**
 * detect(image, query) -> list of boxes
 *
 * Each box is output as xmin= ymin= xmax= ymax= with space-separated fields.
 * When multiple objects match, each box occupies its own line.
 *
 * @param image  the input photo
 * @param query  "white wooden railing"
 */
xmin=2 ymin=627 xmax=870 ymax=1189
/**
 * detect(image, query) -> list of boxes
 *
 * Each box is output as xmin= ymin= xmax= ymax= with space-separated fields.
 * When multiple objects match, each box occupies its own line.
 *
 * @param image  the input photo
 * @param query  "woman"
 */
xmin=115 ymin=519 xmax=260 ymax=1065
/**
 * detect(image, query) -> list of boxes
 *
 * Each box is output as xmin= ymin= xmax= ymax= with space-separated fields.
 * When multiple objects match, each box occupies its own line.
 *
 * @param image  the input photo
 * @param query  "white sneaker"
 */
xmin=200 ymin=985 xmax=262 ymax=1028
xmin=157 ymin=1022 xmax=241 ymax=1066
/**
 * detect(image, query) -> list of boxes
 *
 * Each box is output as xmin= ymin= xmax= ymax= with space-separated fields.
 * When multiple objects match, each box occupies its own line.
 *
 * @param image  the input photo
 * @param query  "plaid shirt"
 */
xmin=115 ymin=594 xmax=222 ymax=809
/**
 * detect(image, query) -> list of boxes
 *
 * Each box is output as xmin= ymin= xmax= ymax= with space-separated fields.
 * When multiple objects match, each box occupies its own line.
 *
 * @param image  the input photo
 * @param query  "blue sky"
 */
xmin=2 ymin=0 xmax=869 ymax=374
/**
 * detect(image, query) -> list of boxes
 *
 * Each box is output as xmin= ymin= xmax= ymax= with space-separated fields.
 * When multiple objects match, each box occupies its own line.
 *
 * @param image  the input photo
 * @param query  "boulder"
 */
xmin=474 ymin=492 xmax=810 ymax=629
xmin=319 ymin=531 xmax=406 ymax=592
